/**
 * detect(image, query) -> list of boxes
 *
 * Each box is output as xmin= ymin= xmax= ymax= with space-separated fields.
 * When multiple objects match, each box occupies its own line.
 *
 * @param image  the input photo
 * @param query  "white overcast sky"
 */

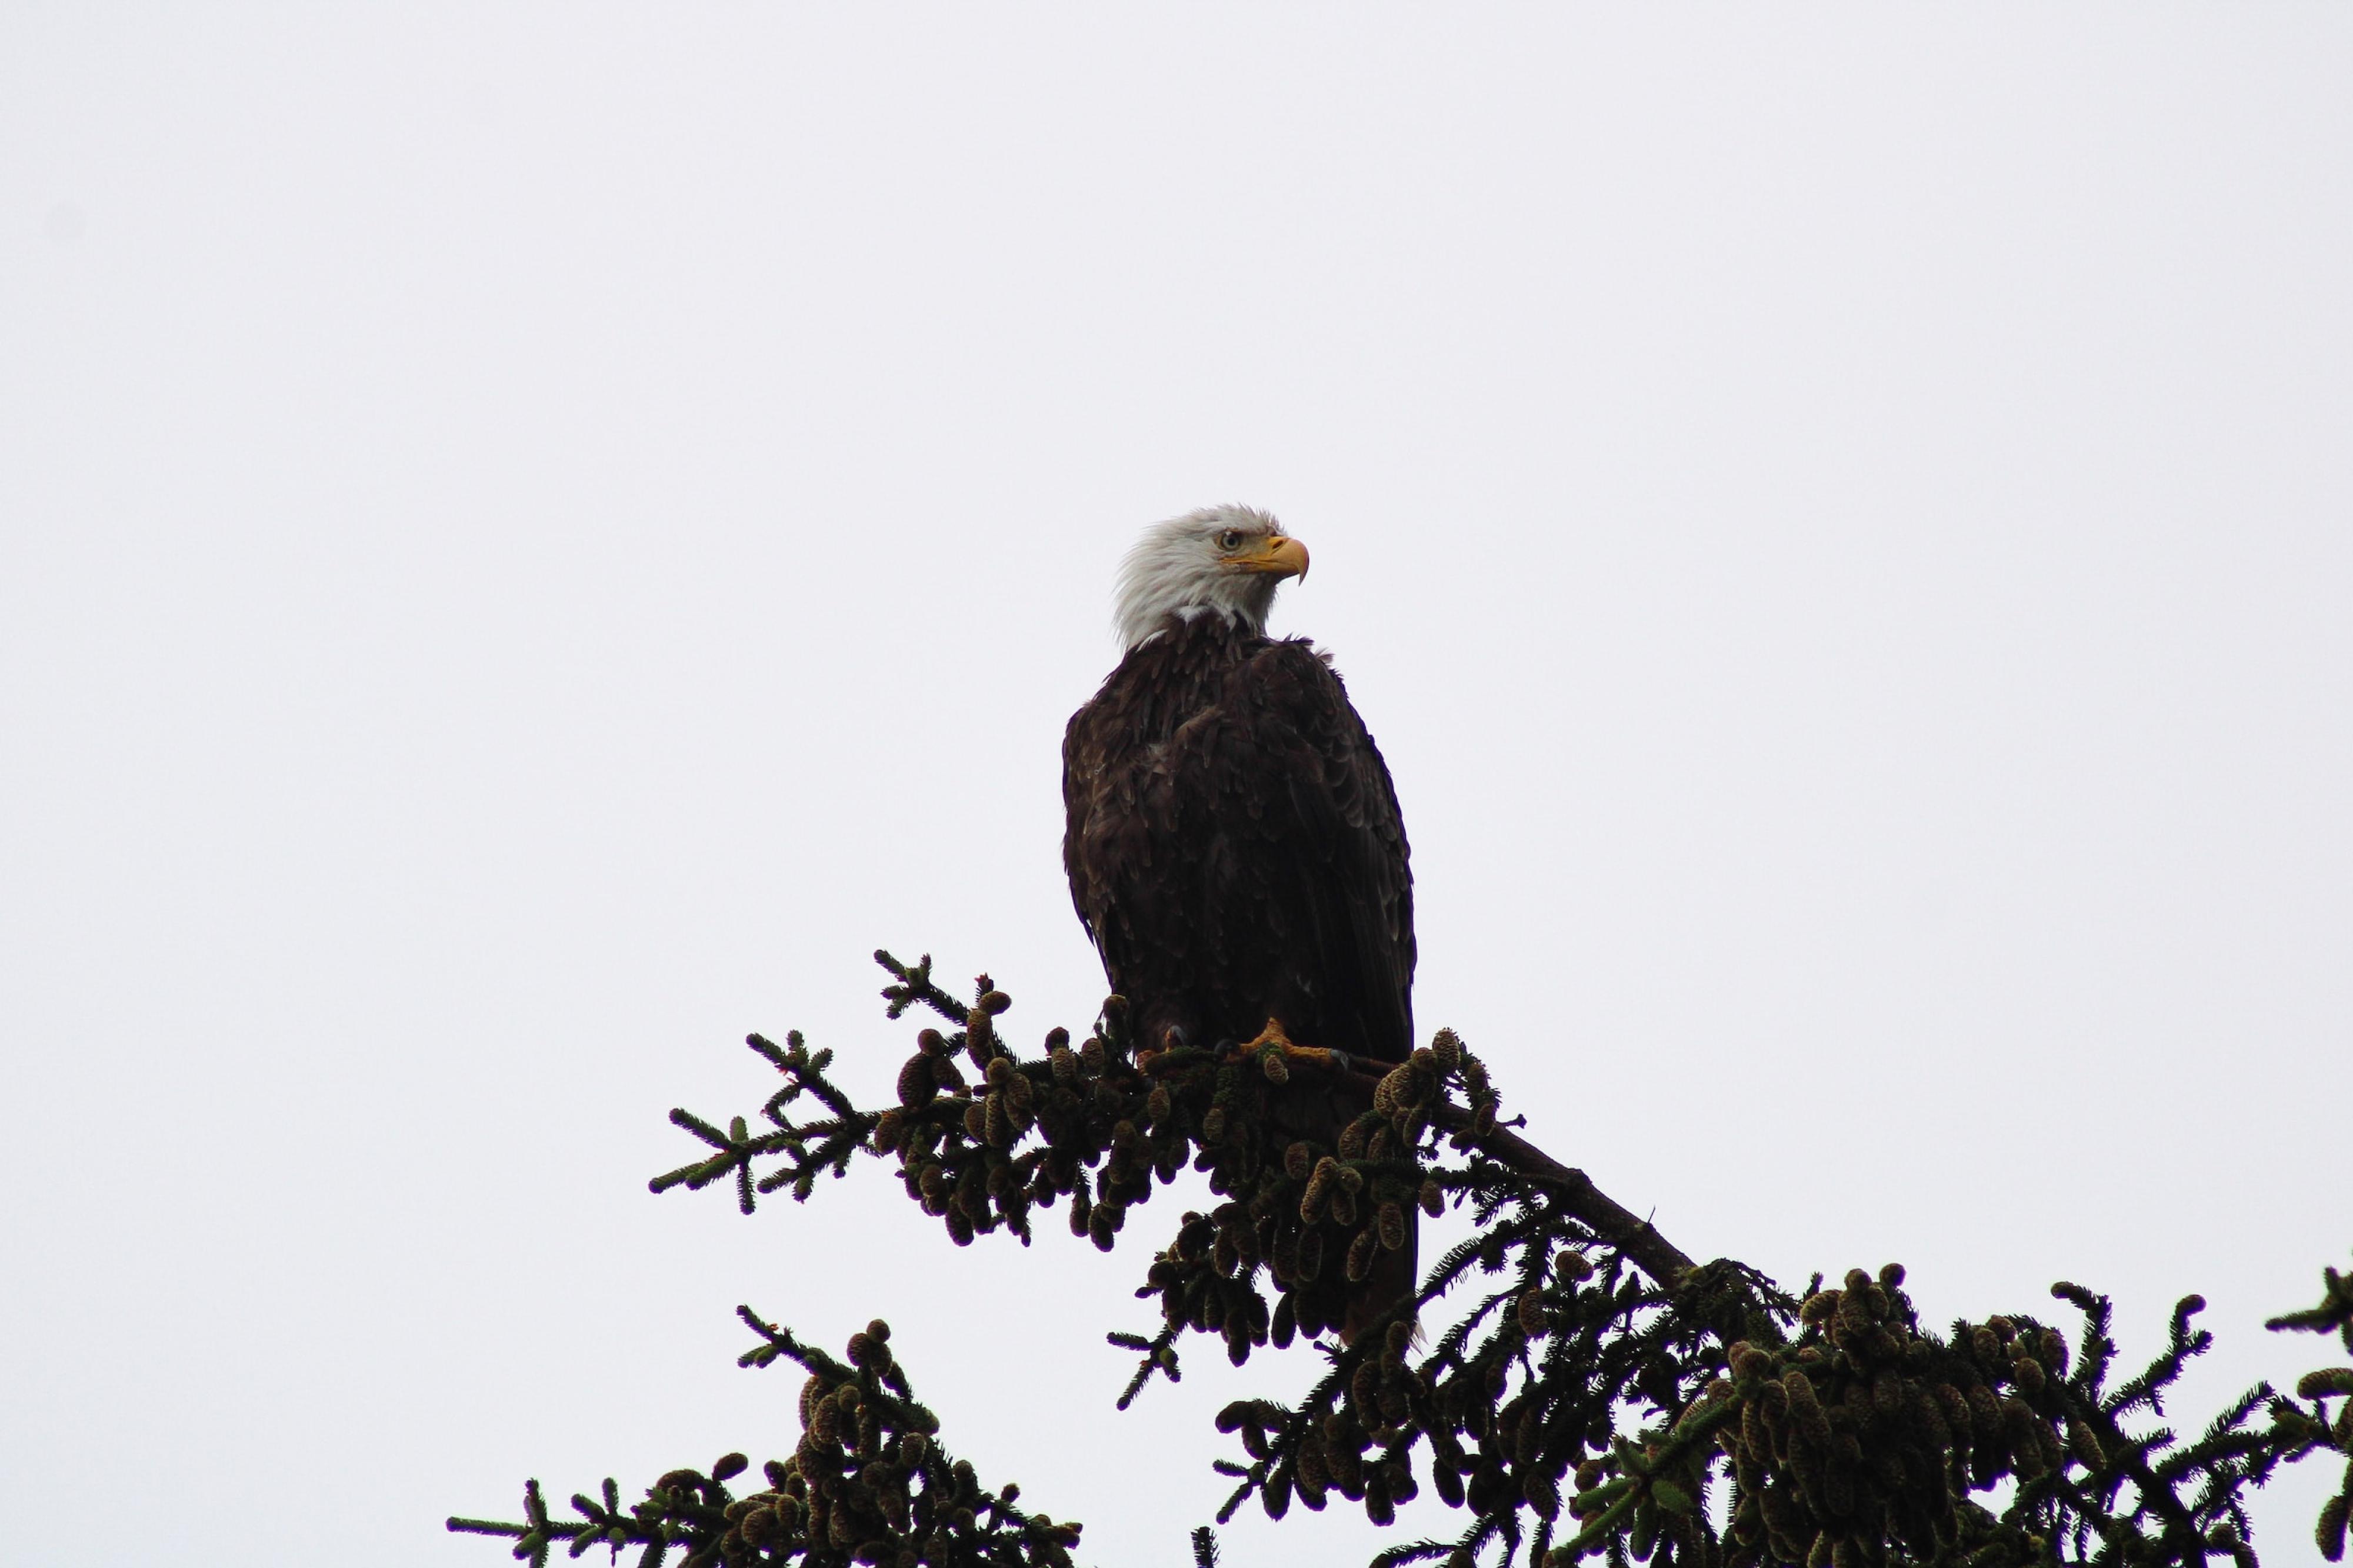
xmin=3 ymin=8 xmax=2348 ymax=1566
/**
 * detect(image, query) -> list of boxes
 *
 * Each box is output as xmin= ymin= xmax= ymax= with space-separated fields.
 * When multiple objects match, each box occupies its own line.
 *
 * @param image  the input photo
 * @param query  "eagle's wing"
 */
xmin=1061 ymin=632 xmax=1413 ymax=1065
xmin=1214 ymin=638 xmax=1415 ymax=1064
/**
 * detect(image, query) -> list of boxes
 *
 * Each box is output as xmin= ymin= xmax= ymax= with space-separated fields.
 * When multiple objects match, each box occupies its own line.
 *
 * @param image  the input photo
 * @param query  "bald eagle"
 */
xmin=1062 ymin=505 xmax=1415 ymax=1343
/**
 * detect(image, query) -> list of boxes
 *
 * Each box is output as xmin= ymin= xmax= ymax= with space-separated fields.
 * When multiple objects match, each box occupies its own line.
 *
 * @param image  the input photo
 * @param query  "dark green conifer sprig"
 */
xmin=447 ymin=1311 xmax=1082 ymax=1568
xmin=652 ymin=1029 xmax=879 ymax=1214
xmin=2267 ymin=1252 xmax=2353 ymax=1352
xmin=466 ymin=952 xmax=2351 ymax=1567
xmin=1692 ymin=1276 xmax=2292 ymax=1567
xmin=1212 ymin=1242 xmax=1767 ymax=1568
xmin=2265 ymin=1252 xmax=2353 ymax=1560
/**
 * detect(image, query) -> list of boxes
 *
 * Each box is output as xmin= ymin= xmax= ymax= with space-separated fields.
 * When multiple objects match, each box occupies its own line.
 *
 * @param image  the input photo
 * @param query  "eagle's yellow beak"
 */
xmin=1234 ymin=533 xmax=1310 ymax=582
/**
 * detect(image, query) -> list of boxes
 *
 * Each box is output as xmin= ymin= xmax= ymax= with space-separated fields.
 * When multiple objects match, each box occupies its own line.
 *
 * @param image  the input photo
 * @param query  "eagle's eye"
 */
xmin=1217 ymin=529 xmax=1244 ymax=552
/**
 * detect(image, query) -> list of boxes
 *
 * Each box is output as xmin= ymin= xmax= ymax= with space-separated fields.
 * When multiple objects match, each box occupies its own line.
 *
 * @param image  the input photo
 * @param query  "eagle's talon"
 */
xmin=1227 ymin=1017 xmax=1359 ymax=1073
xmin=1241 ymin=1018 xmax=1295 ymax=1055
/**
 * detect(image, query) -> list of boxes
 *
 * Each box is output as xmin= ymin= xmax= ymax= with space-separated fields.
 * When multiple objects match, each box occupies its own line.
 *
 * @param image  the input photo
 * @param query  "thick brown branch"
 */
xmin=1305 ymin=1054 xmax=1700 ymax=1287
xmin=1431 ymin=1104 xmax=1699 ymax=1287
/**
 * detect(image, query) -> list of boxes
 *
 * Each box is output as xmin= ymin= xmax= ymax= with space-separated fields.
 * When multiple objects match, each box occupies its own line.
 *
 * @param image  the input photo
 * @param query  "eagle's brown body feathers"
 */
xmin=1063 ymin=611 xmax=1415 ymax=1340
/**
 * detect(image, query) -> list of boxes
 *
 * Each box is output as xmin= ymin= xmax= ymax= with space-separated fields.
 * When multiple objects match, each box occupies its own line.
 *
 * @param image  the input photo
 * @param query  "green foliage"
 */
xmin=2264 ymin=1253 xmax=2353 ymax=1562
xmin=447 ymin=1310 xmax=1081 ymax=1568
xmin=452 ymin=955 xmax=2350 ymax=1567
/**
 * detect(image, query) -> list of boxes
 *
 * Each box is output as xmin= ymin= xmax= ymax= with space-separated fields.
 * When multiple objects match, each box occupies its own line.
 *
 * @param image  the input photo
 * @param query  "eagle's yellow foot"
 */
xmin=1232 ymin=1018 xmax=1355 ymax=1079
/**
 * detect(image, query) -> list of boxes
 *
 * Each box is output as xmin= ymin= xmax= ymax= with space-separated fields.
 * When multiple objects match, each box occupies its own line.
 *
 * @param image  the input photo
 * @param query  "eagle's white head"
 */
xmin=1113 ymin=504 xmax=1311 ymax=650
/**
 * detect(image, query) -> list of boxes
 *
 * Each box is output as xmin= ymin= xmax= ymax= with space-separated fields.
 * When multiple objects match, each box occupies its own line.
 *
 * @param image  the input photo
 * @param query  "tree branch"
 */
xmin=1432 ymin=1105 xmax=1697 ymax=1287
xmin=1311 ymin=1053 xmax=1699 ymax=1287
xmin=459 ymin=958 xmax=2353 ymax=1568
